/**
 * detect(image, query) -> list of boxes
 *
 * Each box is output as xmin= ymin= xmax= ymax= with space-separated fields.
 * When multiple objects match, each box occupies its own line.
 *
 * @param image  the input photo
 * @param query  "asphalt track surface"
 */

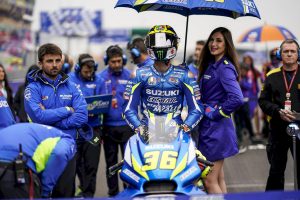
xmin=89 ymin=144 xmax=294 ymax=197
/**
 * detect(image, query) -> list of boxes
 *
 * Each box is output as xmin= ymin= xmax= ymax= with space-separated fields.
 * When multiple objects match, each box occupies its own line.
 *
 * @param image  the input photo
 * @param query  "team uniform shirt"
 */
xmin=0 ymin=96 xmax=15 ymax=129
xmin=187 ymin=63 xmax=199 ymax=80
xmin=24 ymin=70 xmax=88 ymax=139
xmin=97 ymin=67 xmax=131 ymax=126
xmin=137 ymin=56 xmax=154 ymax=68
xmin=259 ymin=65 xmax=300 ymax=138
xmin=123 ymin=65 xmax=203 ymax=130
xmin=69 ymin=72 xmax=105 ymax=127
xmin=0 ymin=123 xmax=76 ymax=197
xmin=198 ymin=57 xmax=244 ymax=162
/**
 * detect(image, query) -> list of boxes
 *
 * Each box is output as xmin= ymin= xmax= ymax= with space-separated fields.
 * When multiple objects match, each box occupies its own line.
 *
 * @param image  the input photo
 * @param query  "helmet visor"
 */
xmin=146 ymin=32 xmax=178 ymax=49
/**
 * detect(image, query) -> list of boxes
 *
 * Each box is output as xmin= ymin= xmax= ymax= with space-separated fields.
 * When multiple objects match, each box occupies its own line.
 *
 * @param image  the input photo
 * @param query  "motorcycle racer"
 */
xmin=123 ymin=25 xmax=204 ymax=132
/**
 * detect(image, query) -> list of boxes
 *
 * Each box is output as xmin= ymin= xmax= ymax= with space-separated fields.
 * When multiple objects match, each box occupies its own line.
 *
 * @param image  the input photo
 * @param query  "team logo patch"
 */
xmin=204 ymin=74 xmax=211 ymax=79
xmin=24 ymin=88 xmax=31 ymax=100
xmin=148 ymin=77 xmax=157 ymax=85
xmin=169 ymin=77 xmax=179 ymax=84
xmin=42 ymin=96 xmax=48 ymax=100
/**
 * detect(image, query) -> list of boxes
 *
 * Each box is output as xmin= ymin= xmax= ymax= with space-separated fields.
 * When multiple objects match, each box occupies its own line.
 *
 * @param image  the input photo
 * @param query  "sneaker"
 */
xmin=238 ymin=145 xmax=247 ymax=154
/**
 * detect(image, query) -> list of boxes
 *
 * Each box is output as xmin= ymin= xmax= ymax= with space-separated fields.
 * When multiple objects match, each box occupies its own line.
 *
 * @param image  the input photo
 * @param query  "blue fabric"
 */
xmin=198 ymin=57 xmax=244 ymax=161
xmin=137 ymin=56 xmax=154 ymax=68
xmin=97 ymin=67 xmax=131 ymax=126
xmin=187 ymin=63 xmax=199 ymax=80
xmin=68 ymin=72 xmax=105 ymax=127
xmin=0 ymin=123 xmax=76 ymax=197
xmin=123 ymin=65 xmax=204 ymax=129
xmin=0 ymin=96 xmax=15 ymax=129
xmin=24 ymin=70 xmax=88 ymax=139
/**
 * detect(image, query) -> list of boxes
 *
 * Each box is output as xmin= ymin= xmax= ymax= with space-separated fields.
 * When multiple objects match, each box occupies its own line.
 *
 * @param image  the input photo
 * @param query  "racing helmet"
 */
xmin=145 ymin=25 xmax=180 ymax=61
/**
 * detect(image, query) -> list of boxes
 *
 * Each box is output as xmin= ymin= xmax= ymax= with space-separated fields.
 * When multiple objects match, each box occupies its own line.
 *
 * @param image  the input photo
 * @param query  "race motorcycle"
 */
xmin=109 ymin=113 xmax=213 ymax=198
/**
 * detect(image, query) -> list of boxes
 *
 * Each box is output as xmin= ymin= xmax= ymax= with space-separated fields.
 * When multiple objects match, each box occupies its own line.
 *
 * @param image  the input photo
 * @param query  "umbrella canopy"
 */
xmin=115 ymin=0 xmax=261 ymax=63
xmin=238 ymin=24 xmax=297 ymax=43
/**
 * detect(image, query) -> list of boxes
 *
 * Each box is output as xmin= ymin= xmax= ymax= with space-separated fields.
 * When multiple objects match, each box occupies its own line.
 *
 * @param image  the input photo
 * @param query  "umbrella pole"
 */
xmin=183 ymin=14 xmax=189 ymax=64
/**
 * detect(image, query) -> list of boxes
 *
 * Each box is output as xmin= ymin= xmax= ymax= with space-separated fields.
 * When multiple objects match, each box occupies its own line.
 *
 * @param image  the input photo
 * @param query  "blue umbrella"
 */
xmin=115 ymin=0 xmax=261 ymax=63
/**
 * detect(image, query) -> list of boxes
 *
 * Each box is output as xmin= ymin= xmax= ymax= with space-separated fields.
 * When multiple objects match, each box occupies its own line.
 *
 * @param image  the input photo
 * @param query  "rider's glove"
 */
xmin=180 ymin=124 xmax=191 ymax=132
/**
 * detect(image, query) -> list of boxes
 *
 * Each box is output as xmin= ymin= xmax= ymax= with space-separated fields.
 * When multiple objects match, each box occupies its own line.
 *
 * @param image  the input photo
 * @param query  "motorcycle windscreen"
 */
xmin=139 ymin=114 xmax=179 ymax=144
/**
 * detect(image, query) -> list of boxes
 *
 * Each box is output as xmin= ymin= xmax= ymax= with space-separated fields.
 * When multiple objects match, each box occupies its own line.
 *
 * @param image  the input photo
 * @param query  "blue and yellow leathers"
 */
xmin=123 ymin=65 xmax=204 ymax=130
xmin=0 ymin=123 xmax=76 ymax=197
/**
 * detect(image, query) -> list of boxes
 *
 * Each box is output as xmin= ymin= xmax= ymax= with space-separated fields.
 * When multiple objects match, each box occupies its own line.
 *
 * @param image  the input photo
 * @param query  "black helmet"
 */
xmin=145 ymin=25 xmax=180 ymax=61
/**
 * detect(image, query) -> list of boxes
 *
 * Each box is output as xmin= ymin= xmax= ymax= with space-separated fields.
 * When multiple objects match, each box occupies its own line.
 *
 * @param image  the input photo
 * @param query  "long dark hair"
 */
xmin=0 ymin=63 xmax=13 ymax=107
xmin=197 ymin=27 xmax=239 ymax=82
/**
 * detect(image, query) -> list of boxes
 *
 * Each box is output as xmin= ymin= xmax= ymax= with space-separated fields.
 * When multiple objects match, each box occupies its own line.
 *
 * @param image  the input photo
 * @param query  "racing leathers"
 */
xmin=123 ymin=65 xmax=204 ymax=131
xmin=24 ymin=69 xmax=88 ymax=139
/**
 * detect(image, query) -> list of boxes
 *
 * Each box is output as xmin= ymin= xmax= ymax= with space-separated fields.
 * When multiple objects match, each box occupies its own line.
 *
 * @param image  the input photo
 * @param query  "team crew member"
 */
xmin=0 ymin=95 xmax=15 ymax=129
xmin=259 ymin=39 xmax=300 ymax=190
xmin=127 ymin=37 xmax=154 ymax=69
xmin=97 ymin=45 xmax=134 ymax=196
xmin=197 ymin=27 xmax=244 ymax=194
xmin=24 ymin=43 xmax=88 ymax=197
xmin=0 ymin=123 xmax=76 ymax=199
xmin=69 ymin=54 xmax=104 ymax=197
xmin=123 ymin=25 xmax=203 ymax=133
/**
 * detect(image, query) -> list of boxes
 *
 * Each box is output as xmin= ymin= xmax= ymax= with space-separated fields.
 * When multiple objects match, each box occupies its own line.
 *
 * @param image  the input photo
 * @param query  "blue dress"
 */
xmin=198 ymin=57 xmax=244 ymax=161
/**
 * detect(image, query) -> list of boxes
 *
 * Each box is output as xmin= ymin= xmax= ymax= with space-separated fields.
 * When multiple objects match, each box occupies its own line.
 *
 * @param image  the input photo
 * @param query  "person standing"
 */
xmin=97 ymin=45 xmax=134 ymax=196
xmin=24 ymin=43 xmax=88 ymax=197
xmin=127 ymin=37 xmax=154 ymax=69
xmin=69 ymin=54 xmax=104 ymax=197
xmin=187 ymin=40 xmax=205 ymax=80
xmin=0 ymin=95 xmax=15 ymax=129
xmin=0 ymin=123 xmax=76 ymax=199
xmin=0 ymin=63 xmax=14 ymax=114
xmin=197 ymin=27 xmax=244 ymax=194
xmin=13 ymin=64 xmax=39 ymax=122
xmin=258 ymin=39 xmax=300 ymax=190
xmin=123 ymin=25 xmax=203 ymax=138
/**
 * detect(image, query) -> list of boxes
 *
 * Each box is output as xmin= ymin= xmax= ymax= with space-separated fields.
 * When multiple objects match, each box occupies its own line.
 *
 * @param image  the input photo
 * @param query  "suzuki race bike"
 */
xmin=109 ymin=113 xmax=213 ymax=198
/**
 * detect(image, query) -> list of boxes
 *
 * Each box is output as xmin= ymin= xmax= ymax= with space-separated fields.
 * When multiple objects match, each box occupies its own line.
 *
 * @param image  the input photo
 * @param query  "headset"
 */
xmin=74 ymin=57 xmax=98 ymax=73
xmin=62 ymin=54 xmax=71 ymax=74
xmin=275 ymin=39 xmax=300 ymax=61
xmin=103 ymin=45 xmax=127 ymax=66
xmin=130 ymin=47 xmax=141 ymax=59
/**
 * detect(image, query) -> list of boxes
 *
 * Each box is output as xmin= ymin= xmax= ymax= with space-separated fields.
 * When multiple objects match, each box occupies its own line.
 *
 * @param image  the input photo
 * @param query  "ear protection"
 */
xmin=275 ymin=39 xmax=300 ymax=61
xmin=62 ymin=54 xmax=70 ymax=74
xmin=74 ymin=57 xmax=98 ymax=73
xmin=130 ymin=47 xmax=141 ymax=59
xmin=103 ymin=45 xmax=127 ymax=66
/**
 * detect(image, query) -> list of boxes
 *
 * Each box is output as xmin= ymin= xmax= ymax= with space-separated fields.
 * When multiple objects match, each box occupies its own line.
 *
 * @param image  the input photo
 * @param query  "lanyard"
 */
xmin=282 ymin=67 xmax=298 ymax=94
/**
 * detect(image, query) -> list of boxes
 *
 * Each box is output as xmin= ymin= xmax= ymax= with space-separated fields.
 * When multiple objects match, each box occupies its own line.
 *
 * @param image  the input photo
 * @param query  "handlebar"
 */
xmin=108 ymin=160 xmax=124 ymax=178
xmin=196 ymin=157 xmax=214 ymax=167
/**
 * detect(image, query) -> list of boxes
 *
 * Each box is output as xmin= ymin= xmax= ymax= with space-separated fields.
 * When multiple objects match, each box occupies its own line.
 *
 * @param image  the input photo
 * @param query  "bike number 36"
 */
xmin=141 ymin=151 xmax=178 ymax=171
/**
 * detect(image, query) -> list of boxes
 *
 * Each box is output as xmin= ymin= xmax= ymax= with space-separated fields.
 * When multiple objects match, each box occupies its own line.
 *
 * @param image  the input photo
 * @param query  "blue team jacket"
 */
xmin=0 ymin=123 xmax=76 ymax=197
xmin=24 ymin=70 xmax=88 ymax=139
xmin=123 ymin=65 xmax=204 ymax=129
xmin=97 ymin=67 xmax=131 ymax=126
xmin=0 ymin=96 xmax=15 ymax=129
xmin=198 ymin=57 xmax=244 ymax=161
xmin=68 ymin=72 xmax=104 ymax=127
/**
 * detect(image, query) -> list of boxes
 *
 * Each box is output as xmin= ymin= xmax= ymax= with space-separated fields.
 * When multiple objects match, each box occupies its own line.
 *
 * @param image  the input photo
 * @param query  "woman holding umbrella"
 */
xmin=197 ymin=27 xmax=244 ymax=193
